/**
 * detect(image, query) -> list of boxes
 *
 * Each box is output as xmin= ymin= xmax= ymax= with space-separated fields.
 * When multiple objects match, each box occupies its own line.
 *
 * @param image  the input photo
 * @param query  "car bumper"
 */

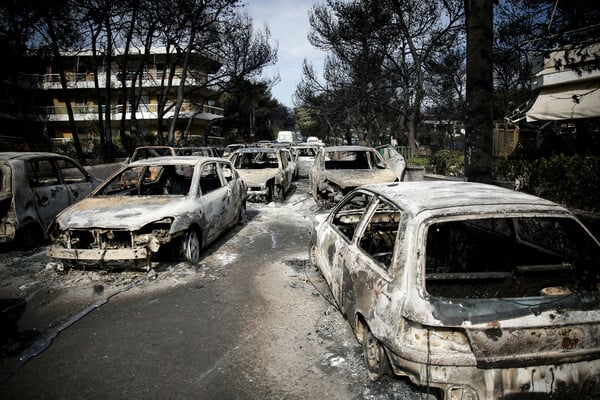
xmin=47 ymin=246 xmax=148 ymax=261
xmin=388 ymin=352 xmax=600 ymax=399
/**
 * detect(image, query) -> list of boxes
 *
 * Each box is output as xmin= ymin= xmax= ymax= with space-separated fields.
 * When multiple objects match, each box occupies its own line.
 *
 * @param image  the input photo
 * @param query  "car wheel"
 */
xmin=181 ymin=229 xmax=201 ymax=264
xmin=362 ymin=323 xmax=389 ymax=381
xmin=273 ymin=184 xmax=284 ymax=202
xmin=266 ymin=184 xmax=273 ymax=203
xmin=308 ymin=241 xmax=318 ymax=269
xmin=237 ymin=202 xmax=246 ymax=224
xmin=16 ymin=222 xmax=44 ymax=250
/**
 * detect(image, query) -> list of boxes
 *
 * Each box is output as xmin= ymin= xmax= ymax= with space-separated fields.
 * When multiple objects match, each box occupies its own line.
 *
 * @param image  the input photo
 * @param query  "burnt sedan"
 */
xmin=0 ymin=152 xmax=101 ymax=248
xmin=47 ymin=156 xmax=246 ymax=268
xmin=309 ymin=146 xmax=402 ymax=206
xmin=309 ymin=181 xmax=600 ymax=399
xmin=229 ymin=147 xmax=293 ymax=202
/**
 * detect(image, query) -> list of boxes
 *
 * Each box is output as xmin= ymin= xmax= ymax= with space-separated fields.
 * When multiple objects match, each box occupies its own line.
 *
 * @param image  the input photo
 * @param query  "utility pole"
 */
xmin=464 ymin=0 xmax=494 ymax=183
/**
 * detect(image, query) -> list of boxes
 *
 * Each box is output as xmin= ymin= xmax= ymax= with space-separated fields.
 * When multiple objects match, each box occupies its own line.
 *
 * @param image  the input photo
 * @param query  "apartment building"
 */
xmin=2 ymin=47 xmax=224 ymax=152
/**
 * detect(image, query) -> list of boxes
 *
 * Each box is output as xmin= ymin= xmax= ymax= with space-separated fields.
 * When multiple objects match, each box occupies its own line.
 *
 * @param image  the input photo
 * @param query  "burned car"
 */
xmin=309 ymin=181 xmax=600 ymax=399
xmin=229 ymin=147 xmax=293 ymax=202
xmin=309 ymin=146 xmax=403 ymax=206
xmin=291 ymin=145 xmax=318 ymax=178
xmin=0 ymin=152 xmax=101 ymax=248
xmin=47 ymin=156 xmax=246 ymax=268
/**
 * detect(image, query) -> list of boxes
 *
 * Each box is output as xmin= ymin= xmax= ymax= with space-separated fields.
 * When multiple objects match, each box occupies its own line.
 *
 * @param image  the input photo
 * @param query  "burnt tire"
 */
xmin=273 ymin=184 xmax=284 ymax=202
xmin=16 ymin=222 xmax=44 ymax=250
xmin=181 ymin=229 xmax=201 ymax=264
xmin=237 ymin=202 xmax=246 ymax=224
xmin=362 ymin=324 xmax=389 ymax=381
xmin=308 ymin=241 xmax=319 ymax=271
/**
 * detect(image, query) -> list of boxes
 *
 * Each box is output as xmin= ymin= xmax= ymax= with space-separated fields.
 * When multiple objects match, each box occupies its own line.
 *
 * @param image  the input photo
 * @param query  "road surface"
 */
xmin=0 ymin=180 xmax=423 ymax=399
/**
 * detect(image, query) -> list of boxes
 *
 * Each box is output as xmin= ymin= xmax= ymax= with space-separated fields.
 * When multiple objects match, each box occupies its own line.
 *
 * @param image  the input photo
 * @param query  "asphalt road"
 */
xmin=0 ymin=180 xmax=424 ymax=399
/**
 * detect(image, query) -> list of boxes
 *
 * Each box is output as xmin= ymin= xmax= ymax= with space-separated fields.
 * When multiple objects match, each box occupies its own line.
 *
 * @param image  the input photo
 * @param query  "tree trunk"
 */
xmin=464 ymin=0 xmax=494 ymax=183
xmin=47 ymin=20 xmax=85 ymax=163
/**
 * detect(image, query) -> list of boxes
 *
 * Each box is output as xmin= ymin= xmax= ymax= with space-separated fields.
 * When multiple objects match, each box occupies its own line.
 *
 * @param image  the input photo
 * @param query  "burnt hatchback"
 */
xmin=47 ymin=156 xmax=246 ymax=268
xmin=0 ymin=152 xmax=100 ymax=248
xmin=309 ymin=181 xmax=600 ymax=399
xmin=309 ymin=145 xmax=404 ymax=206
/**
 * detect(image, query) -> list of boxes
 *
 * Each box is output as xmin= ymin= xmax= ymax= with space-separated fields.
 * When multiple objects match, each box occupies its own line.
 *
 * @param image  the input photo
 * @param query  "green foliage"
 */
xmin=406 ymin=156 xmax=431 ymax=167
xmin=430 ymin=149 xmax=464 ymax=176
xmin=493 ymin=155 xmax=600 ymax=212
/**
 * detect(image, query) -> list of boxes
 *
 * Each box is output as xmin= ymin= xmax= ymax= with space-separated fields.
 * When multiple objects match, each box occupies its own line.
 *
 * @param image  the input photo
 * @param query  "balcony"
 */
xmin=43 ymin=103 xmax=224 ymax=122
xmin=16 ymin=71 xmax=214 ymax=90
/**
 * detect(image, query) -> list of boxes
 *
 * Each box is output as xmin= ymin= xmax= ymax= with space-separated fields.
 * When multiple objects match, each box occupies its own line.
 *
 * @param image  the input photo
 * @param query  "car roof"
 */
xmin=324 ymin=145 xmax=376 ymax=152
xmin=360 ymin=181 xmax=568 ymax=216
xmin=0 ymin=152 xmax=74 ymax=161
xmin=127 ymin=155 xmax=224 ymax=167
xmin=234 ymin=147 xmax=277 ymax=153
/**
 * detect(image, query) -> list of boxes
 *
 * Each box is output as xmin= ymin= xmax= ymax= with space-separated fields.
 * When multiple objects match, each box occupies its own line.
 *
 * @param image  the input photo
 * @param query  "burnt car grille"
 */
xmin=67 ymin=229 xmax=132 ymax=249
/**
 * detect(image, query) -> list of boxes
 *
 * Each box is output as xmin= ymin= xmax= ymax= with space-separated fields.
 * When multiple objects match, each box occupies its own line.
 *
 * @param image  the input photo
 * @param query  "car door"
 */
xmin=321 ymin=191 xmax=375 ymax=307
xmin=55 ymin=157 xmax=97 ymax=203
xmin=351 ymin=197 xmax=401 ymax=323
xmin=217 ymin=161 xmax=242 ymax=225
xmin=26 ymin=157 xmax=71 ymax=230
xmin=276 ymin=151 xmax=291 ymax=192
xmin=376 ymin=145 xmax=406 ymax=180
xmin=198 ymin=161 xmax=229 ymax=242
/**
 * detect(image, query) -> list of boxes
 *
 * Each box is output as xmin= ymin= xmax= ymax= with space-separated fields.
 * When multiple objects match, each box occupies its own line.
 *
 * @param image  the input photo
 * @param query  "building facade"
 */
xmin=1 ymin=47 xmax=224 ymax=153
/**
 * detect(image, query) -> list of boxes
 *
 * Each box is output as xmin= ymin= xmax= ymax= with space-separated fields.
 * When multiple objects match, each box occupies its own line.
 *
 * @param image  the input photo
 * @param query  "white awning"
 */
xmin=525 ymin=80 xmax=600 ymax=122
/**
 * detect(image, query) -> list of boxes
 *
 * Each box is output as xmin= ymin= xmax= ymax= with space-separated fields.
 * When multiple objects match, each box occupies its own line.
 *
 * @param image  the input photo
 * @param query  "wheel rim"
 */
xmin=238 ymin=203 xmax=246 ymax=223
xmin=274 ymin=185 xmax=283 ymax=201
xmin=309 ymin=242 xmax=317 ymax=267
xmin=184 ymin=230 xmax=200 ymax=263
xmin=363 ymin=326 xmax=384 ymax=380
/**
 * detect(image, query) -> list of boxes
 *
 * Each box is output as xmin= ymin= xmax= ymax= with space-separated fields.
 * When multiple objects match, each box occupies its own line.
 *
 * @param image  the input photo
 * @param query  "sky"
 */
xmin=243 ymin=0 xmax=325 ymax=108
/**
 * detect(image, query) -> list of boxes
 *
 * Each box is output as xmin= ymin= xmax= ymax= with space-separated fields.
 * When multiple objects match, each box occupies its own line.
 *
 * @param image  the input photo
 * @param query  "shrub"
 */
xmin=493 ymin=155 xmax=600 ymax=212
xmin=431 ymin=149 xmax=464 ymax=176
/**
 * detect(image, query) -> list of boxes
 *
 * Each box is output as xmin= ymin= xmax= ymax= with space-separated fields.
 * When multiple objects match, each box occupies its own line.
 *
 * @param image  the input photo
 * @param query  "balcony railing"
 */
xmin=41 ymin=102 xmax=224 ymax=121
xmin=16 ymin=70 xmax=211 ymax=89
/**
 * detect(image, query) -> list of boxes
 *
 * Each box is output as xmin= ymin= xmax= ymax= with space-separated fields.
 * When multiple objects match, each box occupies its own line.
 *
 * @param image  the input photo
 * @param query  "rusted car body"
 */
xmin=0 ymin=152 xmax=100 ymax=248
xmin=129 ymin=146 xmax=220 ymax=162
xmin=229 ymin=147 xmax=294 ymax=202
xmin=376 ymin=144 xmax=406 ymax=180
xmin=309 ymin=181 xmax=600 ymax=399
xmin=129 ymin=146 xmax=175 ymax=162
xmin=309 ymin=146 xmax=403 ymax=206
xmin=291 ymin=145 xmax=318 ymax=178
xmin=47 ymin=156 xmax=246 ymax=268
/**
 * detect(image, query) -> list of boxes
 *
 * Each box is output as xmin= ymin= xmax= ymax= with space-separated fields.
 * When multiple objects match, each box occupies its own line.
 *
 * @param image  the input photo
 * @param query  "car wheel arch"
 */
xmin=357 ymin=315 xmax=392 ymax=380
xmin=179 ymin=225 xmax=203 ymax=264
xmin=16 ymin=219 xmax=45 ymax=249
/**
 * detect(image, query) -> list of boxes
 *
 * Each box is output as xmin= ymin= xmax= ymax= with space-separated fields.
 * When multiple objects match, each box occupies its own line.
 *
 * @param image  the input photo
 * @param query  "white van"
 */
xmin=277 ymin=131 xmax=295 ymax=144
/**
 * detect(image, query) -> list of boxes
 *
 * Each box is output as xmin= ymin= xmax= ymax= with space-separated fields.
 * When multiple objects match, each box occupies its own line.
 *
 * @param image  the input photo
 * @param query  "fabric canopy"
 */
xmin=526 ymin=80 xmax=600 ymax=122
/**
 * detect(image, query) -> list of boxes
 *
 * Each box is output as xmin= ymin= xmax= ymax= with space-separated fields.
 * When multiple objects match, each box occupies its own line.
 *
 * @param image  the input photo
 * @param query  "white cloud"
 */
xmin=243 ymin=0 xmax=325 ymax=107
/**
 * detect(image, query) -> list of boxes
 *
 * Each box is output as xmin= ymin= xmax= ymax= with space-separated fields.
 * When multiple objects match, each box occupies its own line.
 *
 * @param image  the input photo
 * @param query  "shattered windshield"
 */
xmin=425 ymin=215 xmax=600 ymax=322
xmin=324 ymin=150 xmax=378 ymax=170
xmin=96 ymin=164 xmax=194 ymax=196
xmin=232 ymin=152 xmax=279 ymax=169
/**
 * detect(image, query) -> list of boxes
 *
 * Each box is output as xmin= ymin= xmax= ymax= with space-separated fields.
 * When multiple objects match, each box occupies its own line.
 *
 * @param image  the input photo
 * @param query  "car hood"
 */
xmin=325 ymin=169 xmax=397 ymax=188
xmin=237 ymin=169 xmax=279 ymax=186
xmin=54 ymin=196 xmax=190 ymax=230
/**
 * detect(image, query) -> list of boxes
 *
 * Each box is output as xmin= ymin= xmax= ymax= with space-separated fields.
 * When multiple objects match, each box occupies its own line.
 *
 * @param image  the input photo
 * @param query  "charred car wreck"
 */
xmin=0 ymin=152 xmax=100 ymax=248
xmin=309 ymin=146 xmax=404 ymax=206
xmin=47 ymin=156 xmax=246 ymax=268
xmin=310 ymin=181 xmax=600 ymax=399
xmin=229 ymin=147 xmax=294 ymax=203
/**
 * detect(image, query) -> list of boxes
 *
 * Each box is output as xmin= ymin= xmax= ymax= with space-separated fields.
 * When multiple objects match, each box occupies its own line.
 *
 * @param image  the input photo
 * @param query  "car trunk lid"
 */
xmin=465 ymin=320 xmax=600 ymax=368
